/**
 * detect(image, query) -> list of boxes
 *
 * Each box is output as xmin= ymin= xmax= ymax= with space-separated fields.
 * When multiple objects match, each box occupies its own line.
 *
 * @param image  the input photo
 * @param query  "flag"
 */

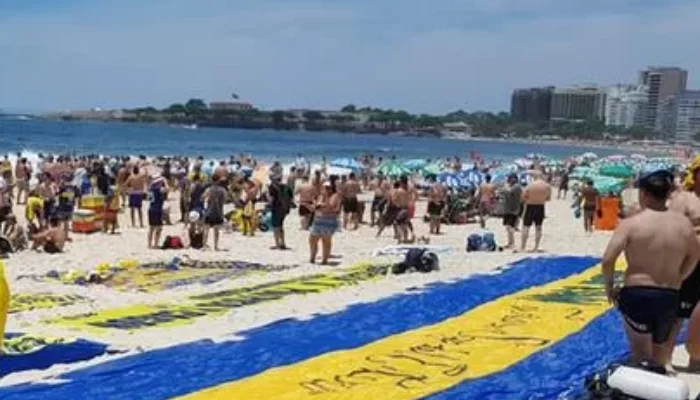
xmin=231 ymin=93 xmax=239 ymax=100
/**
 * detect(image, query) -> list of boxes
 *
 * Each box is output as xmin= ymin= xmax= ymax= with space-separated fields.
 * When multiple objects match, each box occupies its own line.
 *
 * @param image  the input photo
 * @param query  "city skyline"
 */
xmin=2 ymin=0 xmax=700 ymax=114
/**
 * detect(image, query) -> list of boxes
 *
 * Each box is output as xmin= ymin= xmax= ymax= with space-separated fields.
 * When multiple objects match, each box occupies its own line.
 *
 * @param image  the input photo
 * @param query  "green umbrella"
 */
xmin=378 ymin=161 xmax=411 ymax=177
xmin=590 ymin=175 xmax=627 ymax=195
xmin=598 ymin=164 xmax=635 ymax=179
xmin=570 ymin=167 xmax=597 ymax=180
xmin=421 ymin=163 xmax=443 ymax=176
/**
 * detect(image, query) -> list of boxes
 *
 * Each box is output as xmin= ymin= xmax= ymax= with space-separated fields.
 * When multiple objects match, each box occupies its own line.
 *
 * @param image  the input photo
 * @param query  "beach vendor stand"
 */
xmin=73 ymin=195 xmax=105 ymax=233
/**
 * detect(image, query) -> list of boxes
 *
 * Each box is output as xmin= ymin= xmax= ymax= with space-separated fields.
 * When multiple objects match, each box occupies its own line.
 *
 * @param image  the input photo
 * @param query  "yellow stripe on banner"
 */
xmin=175 ymin=260 xmax=625 ymax=400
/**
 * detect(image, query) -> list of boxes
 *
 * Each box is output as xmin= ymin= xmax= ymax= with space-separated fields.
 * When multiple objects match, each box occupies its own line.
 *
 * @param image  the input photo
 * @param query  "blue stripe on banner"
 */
xmin=0 ymin=256 xmax=598 ymax=400
xmin=0 ymin=338 xmax=109 ymax=377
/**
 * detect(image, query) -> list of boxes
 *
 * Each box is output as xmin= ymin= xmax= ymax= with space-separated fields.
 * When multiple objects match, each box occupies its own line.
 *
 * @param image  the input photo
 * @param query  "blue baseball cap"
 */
xmin=635 ymin=169 xmax=674 ymax=189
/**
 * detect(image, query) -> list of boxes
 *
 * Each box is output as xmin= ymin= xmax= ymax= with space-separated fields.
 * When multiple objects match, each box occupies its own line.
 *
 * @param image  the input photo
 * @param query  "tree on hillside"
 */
xmin=164 ymin=103 xmax=187 ymax=114
xmin=341 ymin=104 xmax=357 ymax=113
xmin=185 ymin=98 xmax=208 ymax=114
xmin=303 ymin=111 xmax=324 ymax=121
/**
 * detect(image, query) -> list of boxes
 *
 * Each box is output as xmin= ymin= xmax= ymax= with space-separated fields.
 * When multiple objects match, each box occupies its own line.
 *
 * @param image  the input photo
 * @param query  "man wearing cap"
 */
xmin=602 ymin=169 xmax=700 ymax=365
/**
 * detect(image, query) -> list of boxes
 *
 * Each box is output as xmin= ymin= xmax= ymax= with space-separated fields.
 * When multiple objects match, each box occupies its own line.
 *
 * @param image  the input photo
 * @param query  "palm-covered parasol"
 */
xmin=378 ymin=161 xmax=411 ymax=178
xmin=598 ymin=164 xmax=635 ymax=179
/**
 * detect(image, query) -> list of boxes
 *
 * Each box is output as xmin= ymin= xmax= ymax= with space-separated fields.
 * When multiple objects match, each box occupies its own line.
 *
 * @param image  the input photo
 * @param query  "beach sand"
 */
xmin=2 ymin=192 xmax=699 ymax=396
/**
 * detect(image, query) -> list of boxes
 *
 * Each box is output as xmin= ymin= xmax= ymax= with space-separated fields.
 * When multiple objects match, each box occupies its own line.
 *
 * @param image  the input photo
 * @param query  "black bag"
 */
xmin=392 ymin=249 xmax=439 ymax=275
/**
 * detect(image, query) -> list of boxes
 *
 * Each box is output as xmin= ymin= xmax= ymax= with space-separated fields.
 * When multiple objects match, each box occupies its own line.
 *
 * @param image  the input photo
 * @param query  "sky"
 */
xmin=1 ymin=0 xmax=699 ymax=114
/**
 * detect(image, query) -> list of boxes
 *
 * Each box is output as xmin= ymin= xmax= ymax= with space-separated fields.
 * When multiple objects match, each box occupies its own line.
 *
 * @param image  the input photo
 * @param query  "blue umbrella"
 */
xmin=404 ymin=159 xmax=427 ymax=170
xmin=458 ymin=170 xmax=483 ymax=185
xmin=331 ymin=158 xmax=362 ymax=170
xmin=437 ymin=172 xmax=461 ymax=188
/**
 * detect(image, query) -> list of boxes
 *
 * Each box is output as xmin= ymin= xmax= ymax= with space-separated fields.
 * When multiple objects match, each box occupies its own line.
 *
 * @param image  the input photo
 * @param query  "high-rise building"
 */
xmin=550 ymin=86 xmax=606 ymax=121
xmin=605 ymin=85 xmax=648 ymax=128
xmin=510 ymin=87 xmax=554 ymax=122
xmin=658 ymin=90 xmax=700 ymax=142
xmin=638 ymin=66 xmax=688 ymax=130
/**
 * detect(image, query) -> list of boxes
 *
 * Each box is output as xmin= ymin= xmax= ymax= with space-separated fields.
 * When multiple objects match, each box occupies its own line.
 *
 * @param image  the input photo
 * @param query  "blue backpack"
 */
xmin=467 ymin=232 xmax=497 ymax=252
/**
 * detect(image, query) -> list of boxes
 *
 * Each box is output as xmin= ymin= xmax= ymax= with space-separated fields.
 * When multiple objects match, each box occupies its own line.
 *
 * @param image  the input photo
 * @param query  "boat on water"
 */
xmin=170 ymin=124 xmax=198 ymax=130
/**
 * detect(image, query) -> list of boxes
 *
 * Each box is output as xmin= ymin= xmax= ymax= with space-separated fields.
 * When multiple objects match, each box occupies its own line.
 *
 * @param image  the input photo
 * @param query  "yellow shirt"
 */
xmin=26 ymin=196 xmax=44 ymax=222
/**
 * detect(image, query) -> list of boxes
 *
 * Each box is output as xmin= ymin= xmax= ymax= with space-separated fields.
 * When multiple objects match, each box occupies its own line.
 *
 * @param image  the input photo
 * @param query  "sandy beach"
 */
xmin=1 ymin=186 xmax=699 ymax=397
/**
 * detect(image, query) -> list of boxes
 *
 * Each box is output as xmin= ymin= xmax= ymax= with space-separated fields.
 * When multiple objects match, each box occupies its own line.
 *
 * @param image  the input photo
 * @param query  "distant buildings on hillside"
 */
xmin=510 ymin=65 xmax=700 ymax=142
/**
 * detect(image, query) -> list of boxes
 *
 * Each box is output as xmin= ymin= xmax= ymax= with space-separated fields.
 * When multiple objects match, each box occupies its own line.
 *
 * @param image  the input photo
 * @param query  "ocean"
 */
xmin=0 ymin=118 xmax=622 ymax=163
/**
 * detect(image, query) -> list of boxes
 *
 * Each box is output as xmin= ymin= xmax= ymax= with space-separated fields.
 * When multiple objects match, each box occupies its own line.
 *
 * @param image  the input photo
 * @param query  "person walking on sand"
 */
xmin=296 ymin=175 xmax=315 ymax=230
xmin=520 ymin=170 xmax=551 ymax=253
xmin=478 ymin=174 xmax=496 ymax=228
xmin=203 ymin=174 xmax=227 ymax=251
xmin=580 ymin=179 xmax=600 ymax=233
xmin=659 ymin=162 xmax=700 ymax=371
xmin=558 ymin=170 xmax=570 ymax=200
xmin=369 ymin=175 xmax=388 ymax=227
xmin=342 ymin=172 xmax=361 ymax=231
xmin=125 ymin=165 xmax=147 ymax=228
xmin=268 ymin=176 xmax=292 ymax=250
xmin=309 ymin=179 xmax=341 ymax=265
xmin=502 ymin=173 xmax=522 ymax=249
xmin=601 ymin=169 xmax=700 ymax=366
xmin=427 ymin=176 xmax=446 ymax=235
xmin=147 ymin=175 xmax=167 ymax=249
xmin=14 ymin=158 xmax=31 ymax=205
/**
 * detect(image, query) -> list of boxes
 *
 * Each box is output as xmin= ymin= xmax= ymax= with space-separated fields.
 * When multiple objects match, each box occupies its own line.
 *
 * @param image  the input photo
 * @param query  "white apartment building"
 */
xmin=605 ymin=85 xmax=648 ymax=128
xmin=658 ymin=90 xmax=700 ymax=142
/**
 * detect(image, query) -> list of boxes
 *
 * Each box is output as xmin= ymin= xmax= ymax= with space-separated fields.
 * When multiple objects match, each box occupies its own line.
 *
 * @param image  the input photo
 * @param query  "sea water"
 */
xmin=0 ymin=118 xmax=625 ymax=164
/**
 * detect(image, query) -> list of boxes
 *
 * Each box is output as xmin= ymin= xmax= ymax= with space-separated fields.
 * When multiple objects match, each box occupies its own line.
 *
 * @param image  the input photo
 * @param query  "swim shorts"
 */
xmin=343 ymin=197 xmax=358 ymax=213
xmin=395 ymin=209 xmax=410 ymax=225
xmin=270 ymin=209 xmax=287 ymax=228
xmin=44 ymin=241 xmax=61 ymax=254
xmin=372 ymin=197 xmax=386 ymax=213
xmin=299 ymin=203 xmax=313 ymax=217
xmin=148 ymin=209 xmax=163 ymax=227
xmin=427 ymin=201 xmax=444 ymax=217
xmin=617 ymin=286 xmax=679 ymax=344
xmin=129 ymin=193 xmax=144 ymax=209
xmin=523 ymin=204 xmax=545 ymax=227
xmin=205 ymin=213 xmax=224 ymax=227
xmin=502 ymin=214 xmax=518 ymax=228
xmin=679 ymin=263 xmax=700 ymax=318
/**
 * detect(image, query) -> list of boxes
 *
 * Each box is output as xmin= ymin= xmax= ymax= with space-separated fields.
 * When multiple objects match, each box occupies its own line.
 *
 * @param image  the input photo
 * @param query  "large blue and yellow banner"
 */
xmin=0 ymin=256 xmax=630 ymax=400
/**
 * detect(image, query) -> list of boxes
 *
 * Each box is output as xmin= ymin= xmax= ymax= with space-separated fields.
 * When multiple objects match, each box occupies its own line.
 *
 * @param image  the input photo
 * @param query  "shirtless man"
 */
xmin=520 ymin=171 xmax=551 ymax=253
xmin=391 ymin=181 xmax=411 ymax=243
xmin=125 ymin=166 xmax=147 ymax=228
xmin=478 ymin=174 xmax=496 ymax=228
xmin=602 ymin=169 xmax=700 ymax=365
xmin=661 ymin=164 xmax=700 ymax=370
xmin=116 ymin=162 xmax=130 ymax=206
xmin=369 ymin=175 xmax=388 ymax=227
xmin=580 ymin=179 xmax=600 ymax=233
xmin=427 ymin=176 xmax=446 ymax=234
xmin=296 ymin=176 xmax=315 ymax=230
xmin=342 ymin=173 xmax=361 ymax=230
xmin=215 ymin=161 xmax=229 ymax=182
xmin=31 ymin=217 xmax=67 ymax=254
xmin=14 ymin=158 xmax=31 ymax=205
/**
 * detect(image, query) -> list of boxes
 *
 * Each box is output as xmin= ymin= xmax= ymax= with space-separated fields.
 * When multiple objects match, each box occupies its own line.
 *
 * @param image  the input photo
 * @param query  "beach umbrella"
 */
xmin=590 ymin=175 xmax=627 ymax=195
xmin=599 ymin=164 xmax=635 ymax=179
xmin=605 ymin=154 xmax=627 ymax=162
xmin=404 ymin=159 xmax=427 ymax=170
xmin=582 ymin=152 xmax=598 ymax=159
xmin=378 ymin=161 xmax=411 ymax=178
xmin=420 ymin=162 xmax=443 ymax=176
xmin=543 ymin=159 xmax=564 ymax=167
xmin=458 ymin=170 xmax=483 ymax=185
xmin=569 ymin=166 xmax=598 ymax=180
xmin=630 ymin=154 xmax=647 ymax=161
xmin=514 ymin=158 xmax=532 ymax=169
xmin=331 ymin=157 xmax=362 ymax=170
xmin=326 ymin=166 xmax=353 ymax=176
xmin=525 ymin=153 xmax=546 ymax=160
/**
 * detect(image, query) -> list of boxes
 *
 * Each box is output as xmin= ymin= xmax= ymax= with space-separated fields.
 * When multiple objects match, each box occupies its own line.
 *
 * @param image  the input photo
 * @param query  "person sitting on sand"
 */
xmin=602 ymin=169 xmax=700 ymax=367
xmin=31 ymin=216 xmax=67 ymax=254
xmin=520 ymin=170 xmax=551 ymax=253
xmin=309 ymin=179 xmax=341 ymax=265
xmin=2 ymin=214 xmax=26 ymax=252
xmin=185 ymin=211 xmax=205 ymax=250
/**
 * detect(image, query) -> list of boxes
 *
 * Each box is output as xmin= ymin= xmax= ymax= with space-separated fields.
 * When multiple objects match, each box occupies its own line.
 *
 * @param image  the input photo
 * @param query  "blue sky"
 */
xmin=1 ymin=0 xmax=699 ymax=113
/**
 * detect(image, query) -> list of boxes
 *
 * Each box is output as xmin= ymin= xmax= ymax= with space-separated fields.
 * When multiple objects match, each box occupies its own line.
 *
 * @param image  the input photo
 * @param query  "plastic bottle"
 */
xmin=607 ymin=365 xmax=689 ymax=400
